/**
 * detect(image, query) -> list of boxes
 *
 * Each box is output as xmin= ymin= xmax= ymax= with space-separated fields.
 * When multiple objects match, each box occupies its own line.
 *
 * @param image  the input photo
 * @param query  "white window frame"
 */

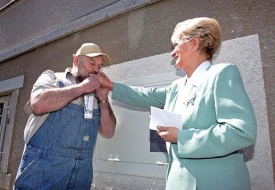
xmin=0 ymin=75 xmax=24 ymax=189
xmin=0 ymin=95 xmax=9 ymax=162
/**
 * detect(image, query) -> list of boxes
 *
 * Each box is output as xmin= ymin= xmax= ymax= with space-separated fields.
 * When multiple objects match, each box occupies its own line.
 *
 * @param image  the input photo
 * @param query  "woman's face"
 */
xmin=171 ymin=36 xmax=193 ymax=71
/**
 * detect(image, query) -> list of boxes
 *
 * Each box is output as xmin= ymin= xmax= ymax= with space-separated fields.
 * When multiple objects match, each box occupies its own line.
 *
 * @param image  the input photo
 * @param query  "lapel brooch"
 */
xmin=183 ymin=94 xmax=196 ymax=107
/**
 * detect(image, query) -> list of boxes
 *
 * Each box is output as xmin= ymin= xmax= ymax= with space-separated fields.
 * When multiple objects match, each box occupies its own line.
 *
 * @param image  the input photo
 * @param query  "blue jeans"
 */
xmin=14 ymin=103 xmax=100 ymax=190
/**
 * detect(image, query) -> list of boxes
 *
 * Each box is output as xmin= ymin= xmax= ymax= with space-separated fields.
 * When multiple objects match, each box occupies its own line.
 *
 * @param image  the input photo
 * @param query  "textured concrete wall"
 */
xmin=0 ymin=0 xmax=156 ymax=62
xmin=0 ymin=0 xmax=274 ymax=189
xmin=0 ymin=0 xmax=117 ymax=52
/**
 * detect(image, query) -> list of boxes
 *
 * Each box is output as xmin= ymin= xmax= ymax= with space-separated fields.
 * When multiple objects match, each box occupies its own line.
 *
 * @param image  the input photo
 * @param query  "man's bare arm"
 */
xmin=98 ymin=100 xmax=116 ymax=138
xmin=31 ymin=76 xmax=100 ymax=115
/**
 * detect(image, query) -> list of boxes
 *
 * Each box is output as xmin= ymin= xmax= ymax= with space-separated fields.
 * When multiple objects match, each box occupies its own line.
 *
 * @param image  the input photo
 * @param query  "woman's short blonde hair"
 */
xmin=171 ymin=17 xmax=222 ymax=60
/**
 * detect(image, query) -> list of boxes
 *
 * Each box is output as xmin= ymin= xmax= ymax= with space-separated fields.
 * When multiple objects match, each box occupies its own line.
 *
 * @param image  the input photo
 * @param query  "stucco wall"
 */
xmin=0 ymin=0 xmax=274 ymax=189
xmin=0 ymin=0 xmax=118 ymax=53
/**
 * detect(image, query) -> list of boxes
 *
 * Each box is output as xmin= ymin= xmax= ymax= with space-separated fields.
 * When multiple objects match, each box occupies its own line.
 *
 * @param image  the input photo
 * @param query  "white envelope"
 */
xmin=149 ymin=106 xmax=183 ymax=130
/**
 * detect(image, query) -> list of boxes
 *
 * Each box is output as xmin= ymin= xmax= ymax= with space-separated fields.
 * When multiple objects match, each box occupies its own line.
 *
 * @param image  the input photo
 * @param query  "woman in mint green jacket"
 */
xmin=96 ymin=17 xmax=257 ymax=190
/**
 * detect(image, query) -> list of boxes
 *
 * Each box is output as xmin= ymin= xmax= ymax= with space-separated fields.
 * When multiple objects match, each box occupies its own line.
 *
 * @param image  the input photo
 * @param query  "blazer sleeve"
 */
xmin=111 ymin=82 xmax=167 ymax=108
xmin=177 ymin=64 xmax=257 ymax=158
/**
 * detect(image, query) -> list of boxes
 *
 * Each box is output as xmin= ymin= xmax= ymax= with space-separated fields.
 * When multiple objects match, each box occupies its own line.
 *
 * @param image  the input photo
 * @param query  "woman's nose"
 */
xmin=171 ymin=50 xmax=176 ymax=57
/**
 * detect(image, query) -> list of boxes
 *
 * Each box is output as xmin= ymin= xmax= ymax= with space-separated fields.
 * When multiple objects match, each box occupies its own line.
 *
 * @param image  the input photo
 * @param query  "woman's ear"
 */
xmin=192 ymin=37 xmax=200 ymax=52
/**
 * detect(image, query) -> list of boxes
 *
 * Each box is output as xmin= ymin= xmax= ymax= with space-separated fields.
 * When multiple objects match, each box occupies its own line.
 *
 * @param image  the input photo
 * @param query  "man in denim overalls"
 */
xmin=14 ymin=43 xmax=116 ymax=190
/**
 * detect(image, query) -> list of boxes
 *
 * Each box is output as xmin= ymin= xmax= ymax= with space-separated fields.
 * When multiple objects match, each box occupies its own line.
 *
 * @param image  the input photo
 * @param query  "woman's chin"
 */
xmin=175 ymin=62 xmax=181 ymax=70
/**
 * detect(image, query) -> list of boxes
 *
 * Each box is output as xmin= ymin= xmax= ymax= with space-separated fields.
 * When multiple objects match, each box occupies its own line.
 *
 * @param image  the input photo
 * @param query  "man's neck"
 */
xmin=70 ymin=68 xmax=82 ymax=84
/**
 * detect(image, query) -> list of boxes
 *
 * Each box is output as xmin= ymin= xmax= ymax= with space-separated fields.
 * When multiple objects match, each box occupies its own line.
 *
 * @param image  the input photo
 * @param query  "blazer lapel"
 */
xmin=164 ymin=77 xmax=184 ymax=111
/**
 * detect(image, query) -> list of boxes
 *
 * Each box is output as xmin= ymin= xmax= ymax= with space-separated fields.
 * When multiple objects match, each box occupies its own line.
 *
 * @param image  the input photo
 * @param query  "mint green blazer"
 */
xmin=112 ymin=63 xmax=257 ymax=190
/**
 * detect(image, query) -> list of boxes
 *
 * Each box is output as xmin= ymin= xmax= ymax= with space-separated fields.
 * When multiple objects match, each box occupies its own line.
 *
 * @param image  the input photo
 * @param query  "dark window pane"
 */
xmin=0 ymin=103 xmax=3 ymax=115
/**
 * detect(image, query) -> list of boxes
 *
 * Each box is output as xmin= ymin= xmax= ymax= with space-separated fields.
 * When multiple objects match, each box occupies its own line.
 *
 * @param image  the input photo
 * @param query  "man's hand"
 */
xmin=95 ymin=86 xmax=109 ymax=101
xmin=157 ymin=126 xmax=179 ymax=143
xmin=80 ymin=76 xmax=101 ymax=93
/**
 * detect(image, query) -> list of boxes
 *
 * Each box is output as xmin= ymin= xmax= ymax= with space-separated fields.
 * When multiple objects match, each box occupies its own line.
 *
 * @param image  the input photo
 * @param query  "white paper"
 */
xmin=149 ymin=106 xmax=182 ymax=130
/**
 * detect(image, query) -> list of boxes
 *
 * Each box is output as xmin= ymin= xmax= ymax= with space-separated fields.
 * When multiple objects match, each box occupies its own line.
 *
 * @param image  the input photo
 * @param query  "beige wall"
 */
xmin=0 ymin=0 xmax=274 ymax=189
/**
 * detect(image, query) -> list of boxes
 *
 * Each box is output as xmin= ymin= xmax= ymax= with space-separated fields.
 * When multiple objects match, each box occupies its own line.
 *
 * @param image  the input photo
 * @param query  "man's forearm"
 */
xmin=98 ymin=100 xmax=116 ymax=138
xmin=31 ymin=84 xmax=85 ymax=115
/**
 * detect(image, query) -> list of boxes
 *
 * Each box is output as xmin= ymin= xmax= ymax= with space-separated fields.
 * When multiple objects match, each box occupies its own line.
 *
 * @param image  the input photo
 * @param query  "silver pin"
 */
xmin=183 ymin=94 xmax=196 ymax=107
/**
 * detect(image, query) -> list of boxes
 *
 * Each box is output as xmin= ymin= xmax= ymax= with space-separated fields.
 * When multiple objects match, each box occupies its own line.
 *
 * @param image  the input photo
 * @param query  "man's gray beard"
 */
xmin=75 ymin=75 xmax=87 ymax=83
xmin=71 ymin=71 xmax=86 ymax=83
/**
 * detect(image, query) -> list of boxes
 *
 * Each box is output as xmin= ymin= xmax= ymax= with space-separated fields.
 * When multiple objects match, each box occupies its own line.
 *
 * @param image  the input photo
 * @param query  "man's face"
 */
xmin=74 ymin=55 xmax=103 ymax=82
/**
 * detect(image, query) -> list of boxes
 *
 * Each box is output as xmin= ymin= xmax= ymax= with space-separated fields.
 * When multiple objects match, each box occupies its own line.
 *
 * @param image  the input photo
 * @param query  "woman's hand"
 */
xmin=94 ymin=72 xmax=113 ymax=91
xmin=157 ymin=125 xmax=179 ymax=143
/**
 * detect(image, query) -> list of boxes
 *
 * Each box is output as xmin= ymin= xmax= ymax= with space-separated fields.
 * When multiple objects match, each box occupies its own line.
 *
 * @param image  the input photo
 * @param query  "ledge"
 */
xmin=0 ymin=0 xmax=162 ymax=63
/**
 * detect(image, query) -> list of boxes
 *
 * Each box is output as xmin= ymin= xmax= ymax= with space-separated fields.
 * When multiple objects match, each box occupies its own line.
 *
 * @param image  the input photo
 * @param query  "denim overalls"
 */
xmin=15 ymin=100 xmax=100 ymax=189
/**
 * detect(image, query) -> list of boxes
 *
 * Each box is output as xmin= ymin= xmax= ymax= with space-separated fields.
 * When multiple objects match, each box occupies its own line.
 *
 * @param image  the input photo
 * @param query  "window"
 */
xmin=0 ymin=75 xmax=23 ymax=188
xmin=0 ymin=95 xmax=9 ymax=161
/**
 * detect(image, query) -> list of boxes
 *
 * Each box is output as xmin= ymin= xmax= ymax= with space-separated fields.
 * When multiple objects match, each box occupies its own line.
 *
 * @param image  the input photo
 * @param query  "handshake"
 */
xmin=93 ymin=72 xmax=113 ymax=91
xmin=82 ymin=72 xmax=113 ymax=118
xmin=80 ymin=72 xmax=114 ymax=104
xmin=80 ymin=72 xmax=113 ymax=94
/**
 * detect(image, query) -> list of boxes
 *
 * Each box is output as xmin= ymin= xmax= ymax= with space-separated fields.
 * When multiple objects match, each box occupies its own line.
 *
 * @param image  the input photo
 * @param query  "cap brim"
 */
xmin=84 ymin=53 xmax=110 ymax=65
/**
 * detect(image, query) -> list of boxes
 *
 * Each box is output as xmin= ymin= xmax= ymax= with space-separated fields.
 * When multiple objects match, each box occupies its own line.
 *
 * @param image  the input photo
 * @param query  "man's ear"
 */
xmin=73 ymin=55 xmax=79 ymax=67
